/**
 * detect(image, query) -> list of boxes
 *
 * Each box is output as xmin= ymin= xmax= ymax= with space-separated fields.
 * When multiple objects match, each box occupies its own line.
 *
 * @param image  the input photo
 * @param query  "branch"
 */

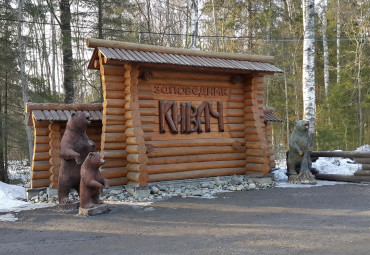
xmin=45 ymin=0 xmax=62 ymax=27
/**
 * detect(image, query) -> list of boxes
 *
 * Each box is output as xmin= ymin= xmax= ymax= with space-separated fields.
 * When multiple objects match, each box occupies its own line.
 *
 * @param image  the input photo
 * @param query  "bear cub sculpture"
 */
xmin=80 ymin=152 xmax=109 ymax=209
xmin=58 ymin=112 xmax=95 ymax=204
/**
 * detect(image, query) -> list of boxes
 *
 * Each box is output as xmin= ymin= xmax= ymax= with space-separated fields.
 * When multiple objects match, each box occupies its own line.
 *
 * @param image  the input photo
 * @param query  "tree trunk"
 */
xmin=336 ymin=0 xmax=341 ymax=85
xmin=18 ymin=0 xmax=34 ymax=163
xmin=321 ymin=0 xmax=329 ymax=98
xmin=98 ymin=0 xmax=103 ymax=39
xmin=302 ymin=0 xmax=316 ymax=134
xmin=60 ymin=0 xmax=74 ymax=103
xmin=190 ymin=0 xmax=199 ymax=50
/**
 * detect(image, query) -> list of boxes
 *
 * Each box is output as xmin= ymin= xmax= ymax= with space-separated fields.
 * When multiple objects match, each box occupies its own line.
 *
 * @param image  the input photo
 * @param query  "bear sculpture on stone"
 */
xmin=58 ymin=112 xmax=95 ymax=204
xmin=80 ymin=152 xmax=109 ymax=209
xmin=287 ymin=120 xmax=316 ymax=184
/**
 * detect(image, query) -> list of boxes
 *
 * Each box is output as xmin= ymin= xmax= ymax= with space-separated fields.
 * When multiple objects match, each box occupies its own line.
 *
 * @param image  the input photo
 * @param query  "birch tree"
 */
xmin=336 ymin=0 xmax=341 ymax=85
xmin=321 ymin=0 xmax=329 ymax=98
xmin=302 ymin=0 xmax=316 ymax=133
xmin=190 ymin=0 xmax=199 ymax=49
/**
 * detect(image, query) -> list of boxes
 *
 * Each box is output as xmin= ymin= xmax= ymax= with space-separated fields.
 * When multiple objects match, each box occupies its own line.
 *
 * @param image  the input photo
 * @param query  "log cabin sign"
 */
xmin=87 ymin=38 xmax=283 ymax=187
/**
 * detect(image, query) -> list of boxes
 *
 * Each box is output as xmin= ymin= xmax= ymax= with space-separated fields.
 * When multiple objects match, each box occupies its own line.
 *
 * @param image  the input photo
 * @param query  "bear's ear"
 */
xmin=71 ymin=112 xmax=76 ymax=117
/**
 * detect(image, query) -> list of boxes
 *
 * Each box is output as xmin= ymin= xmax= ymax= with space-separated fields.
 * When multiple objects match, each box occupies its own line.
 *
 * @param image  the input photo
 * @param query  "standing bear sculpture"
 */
xmin=80 ymin=151 xmax=109 ymax=209
xmin=287 ymin=120 xmax=316 ymax=184
xmin=58 ymin=112 xmax=95 ymax=204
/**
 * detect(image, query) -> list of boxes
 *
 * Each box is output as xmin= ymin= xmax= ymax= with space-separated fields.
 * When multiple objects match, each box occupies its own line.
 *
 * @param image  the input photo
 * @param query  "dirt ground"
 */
xmin=1 ymin=183 xmax=370 ymax=255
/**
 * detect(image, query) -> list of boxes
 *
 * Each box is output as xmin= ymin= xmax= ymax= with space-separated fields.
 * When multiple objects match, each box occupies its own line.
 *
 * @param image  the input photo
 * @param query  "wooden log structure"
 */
xmin=86 ymin=38 xmax=283 ymax=186
xmin=26 ymin=103 xmax=103 ymax=188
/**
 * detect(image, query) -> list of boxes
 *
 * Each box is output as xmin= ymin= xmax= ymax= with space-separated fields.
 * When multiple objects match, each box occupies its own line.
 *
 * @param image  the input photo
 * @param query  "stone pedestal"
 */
xmin=78 ymin=204 xmax=109 ymax=216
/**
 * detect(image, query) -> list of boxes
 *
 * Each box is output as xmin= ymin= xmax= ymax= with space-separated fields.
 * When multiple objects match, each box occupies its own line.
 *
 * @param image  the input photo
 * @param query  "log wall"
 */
xmin=98 ymin=52 xmax=128 ymax=186
xmin=30 ymin=118 xmax=102 ymax=188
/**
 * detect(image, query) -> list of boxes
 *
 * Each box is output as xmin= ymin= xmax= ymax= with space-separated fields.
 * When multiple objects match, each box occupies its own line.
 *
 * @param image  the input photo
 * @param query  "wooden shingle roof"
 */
xmin=87 ymin=38 xmax=283 ymax=73
xmin=26 ymin=103 xmax=102 ymax=126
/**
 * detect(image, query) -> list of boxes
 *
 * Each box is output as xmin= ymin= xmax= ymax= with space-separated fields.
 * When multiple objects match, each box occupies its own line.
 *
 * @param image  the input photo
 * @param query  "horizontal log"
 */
xmin=32 ymin=161 xmax=51 ymax=171
xmin=354 ymin=170 xmax=370 ymax=176
xmin=140 ymin=78 xmax=236 ymax=88
xmin=102 ymin=74 xmax=125 ymax=83
xmin=127 ymin=153 xmax=148 ymax=164
xmin=362 ymin=164 xmax=370 ymax=170
xmin=49 ymin=157 xmax=61 ymax=166
xmin=103 ymin=98 xmax=125 ymax=108
xmin=310 ymin=151 xmax=370 ymax=159
xmin=36 ymin=135 xmax=50 ymax=144
xmin=124 ymin=101 xmax=139 ymax=111
xmin=246 ymin=149 xmax=267 ymax=157
xmin=34 ymin=152 xmax=50 ymax=161
xmin=147 ymin=131 xmax=246 ymax=141
xmin=245 ymin=135 xmax=263 ymax=142
xmin=49 ymin=139 xmax=61 ymax=148
xmin=245 ymin=163 xmax=267 ymax=172
xmin=48 ymin=122 xmax=60 ymax=132
xmin=127 ymin=163 xmax=147 ymax=172
xmin=101 ymin=159 xmax=127 ymax=168
xmin=34 ymin=127 xmax=49 ymax=136
xmin=34 ymin=143 xmax=50 ymax=153
xmin=33 ymin=121 xmax=50 ymax=128
xmin=86 ymin=127 xmax=102 ymax=134
xmin=246 ymin=156 xmax=266 ymax=164
xmin=31 ymin=170 xmax=50 ymax=180
xmin=126 ymin=172 xmax=148 ymax=184
xmin=106 ymin=177 xmax=128 ymax=186
xmin=101 ymin=133 xmax=126 ymax=143
xmin=148 ymin=69 xmax=232 ymax=82
xmin=148 ymin=167 xmax=246 ymax=183
xmin=31 ymin=178 xmax=50 ymax=188
xmin=100 ymin=167 xmax=127 ymax=179
xmin=103 ymin=115 xmax=126 ymax=125
xmin=49 ymin=131 xmax=61 ymax=140
xmin=49 ymin=174 xmax=58 ymax=184
xmin=104 ymin=81 xmax=125 ymax=91
xmin=138 ymin=91 xmax=154 ymax=100
xmin=102 ymin=142 xmax=126 ymax=150
xmin=126 ymin=144 xmax=147 ymax=154
xmin=315 ymin=174 xmax=370 ymax=183
xmin=101 ymin=65 xmax=125 ymax=75
xmin=148 ymin=153 xmax=247 ymax=166
xmin=103 ymin=124 xmax=126 ymax=133
xmin=147 ymin=145 xmax=246 ymax=158
xmin=105 ymin=90 xmax=125 ymax=99
xmin=125 ymin=127 xmax=144 ymax=138
xmin=147 ymin=160 xmax=246 ymax=174
xmin=101 ymin=150 xmax=127 ymax=159
xmin=50 ymin=165 xmax=60 ymax=175
xmin=146 ymin=138 xmax=245 ymax=148
xmin=105 ymin=107 xmax=125 ymax=116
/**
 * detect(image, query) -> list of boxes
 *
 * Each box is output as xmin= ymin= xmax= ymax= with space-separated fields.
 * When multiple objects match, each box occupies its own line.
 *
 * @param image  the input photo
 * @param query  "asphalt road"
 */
xmin=1 ymin=183 xmax=370 ymax=255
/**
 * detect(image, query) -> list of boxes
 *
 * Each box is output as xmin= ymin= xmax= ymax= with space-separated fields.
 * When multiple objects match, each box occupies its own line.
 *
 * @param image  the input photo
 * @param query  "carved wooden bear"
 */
xmin=58 ymin=112 xmax=95 ymax=204
xmin=80 ymin=152 xmax=109 ymax=209
xmin=287 ymin=120 xmax=313 ymax=176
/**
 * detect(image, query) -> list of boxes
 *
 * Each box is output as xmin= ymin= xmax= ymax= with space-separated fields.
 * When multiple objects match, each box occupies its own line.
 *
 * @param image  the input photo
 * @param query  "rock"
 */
xmin=228 ymin=186 xmax=236 ymax=191
xmin=248 ymin=183 xmax=256 ymax=190
xmin=236 ymin=185 xmax=244 ymax=191
xmin=109 ymin=189 xmax=122 ymax=195
xmin=200 ymin=182 xmax=209 ymax=188
xmin=191 ymin=190 xmax=204 ymax=196
xmin=151 ymin=186 xmax=160 ymax=194
xmin=118 ymin=194 xmax=126 ymax=200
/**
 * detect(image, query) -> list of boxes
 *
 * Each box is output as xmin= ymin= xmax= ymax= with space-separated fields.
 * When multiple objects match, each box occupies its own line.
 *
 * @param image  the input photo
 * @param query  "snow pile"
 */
xmin=8 ymin=160 xmax=31 ymax=187
xmin=356 ymin=144 xmax=370 ymax=152
xmin=0 ymin=181 xmax=30 ymax=213
xmin=312 ymin=157 xmax=360 ymax=175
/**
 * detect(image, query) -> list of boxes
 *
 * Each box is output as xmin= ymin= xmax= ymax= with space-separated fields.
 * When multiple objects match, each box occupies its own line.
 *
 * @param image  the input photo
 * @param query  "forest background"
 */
xmin=0 ymin=0 xmax=369 ymax=182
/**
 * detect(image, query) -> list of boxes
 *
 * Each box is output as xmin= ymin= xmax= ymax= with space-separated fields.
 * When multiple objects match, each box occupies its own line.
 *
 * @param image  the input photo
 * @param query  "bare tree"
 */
xmin=190 ymin=0 xmax=199 ymax=49
xmin=336 ymin=0 xmax=341 ymax=85
xmin=321 ymin=0 xmax=330 ymax=98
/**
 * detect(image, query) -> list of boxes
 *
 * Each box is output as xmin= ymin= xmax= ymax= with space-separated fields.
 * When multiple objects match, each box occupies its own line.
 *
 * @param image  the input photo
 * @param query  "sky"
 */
xmin=1 ymin=144 xmax=369 ymax=222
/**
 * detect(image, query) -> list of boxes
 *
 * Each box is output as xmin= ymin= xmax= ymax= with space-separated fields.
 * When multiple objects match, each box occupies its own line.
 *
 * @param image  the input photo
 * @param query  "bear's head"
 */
xmin=294 ymin=120 xmax=309 ymax=133
xmin=66 ymin=112 xmax=91 ymax=131
xmin=84 ymin=152 xmax=105 ymax=169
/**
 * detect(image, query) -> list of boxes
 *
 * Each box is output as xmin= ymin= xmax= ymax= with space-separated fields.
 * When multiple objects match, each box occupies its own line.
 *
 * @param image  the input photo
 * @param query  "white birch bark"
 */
xmin=302 ymin=0 xmax=316 ymax=134
xmin=321 ymin=0 xmax=330 ymax=98
xmin=190 ymin=0 xmax=199 ymax=50
xmin=336 ymin=0 xmax=341 ymax=85
xmin=17 ymin=0 xmax=34 ymax=162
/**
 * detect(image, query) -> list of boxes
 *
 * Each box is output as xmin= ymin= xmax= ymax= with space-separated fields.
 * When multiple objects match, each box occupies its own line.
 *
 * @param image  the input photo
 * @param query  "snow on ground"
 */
xmin=1 ymin=145 xmax=369 ymax=221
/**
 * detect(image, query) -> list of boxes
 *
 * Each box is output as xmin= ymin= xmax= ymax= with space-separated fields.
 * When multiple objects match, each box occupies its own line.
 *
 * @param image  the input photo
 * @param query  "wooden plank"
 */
xmin=31 ymin=170 xmax=51 ymax=180
xmin=31 ymin=178 xmax=50 ymax=188
xmin=147 ymin=160 xmax=246 ymax=174
xmin=106 ymin=177 xmax=127 ymax=186
xmin=100 ymin=167 xmax=127 ymax=179
xmin=146 ymin=138 xmax=245 ymax=148
xmin=147 ymin=152 xmax=246 ymax=165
